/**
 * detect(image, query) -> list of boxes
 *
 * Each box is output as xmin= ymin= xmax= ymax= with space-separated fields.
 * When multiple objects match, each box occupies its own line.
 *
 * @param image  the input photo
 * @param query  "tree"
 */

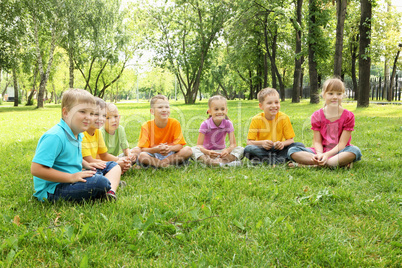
xmin=291 ymin=0 xmax=303 ymax=103
xmin=0 ymin=0 xmax=28 ymax=106
xmin=148 ymin=0 xmax=231 ymax=104
xmin=334 ymin=0 xmax=347 ymax=77
xmin=73 ymin=0 xmax=132 ymax=98
xmin=357 ymin=0 xmax=372 ymax=107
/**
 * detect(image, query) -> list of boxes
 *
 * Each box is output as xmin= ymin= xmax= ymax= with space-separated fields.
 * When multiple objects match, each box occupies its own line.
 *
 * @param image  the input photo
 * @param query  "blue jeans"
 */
xmin=244 ymin=142 xmax=305 ymax=164
xmin=287 ymin=145 xmax=362 ymax=162
xmin=47 ymin=161 xmax=117 ymax=202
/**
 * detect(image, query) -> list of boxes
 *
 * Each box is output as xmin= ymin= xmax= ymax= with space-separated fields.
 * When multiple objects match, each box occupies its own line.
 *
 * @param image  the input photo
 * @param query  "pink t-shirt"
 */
xmin=199 ymin=117 xmax=234 ymax=150
xmin=310 ymin=108 xmax=355 ymax=153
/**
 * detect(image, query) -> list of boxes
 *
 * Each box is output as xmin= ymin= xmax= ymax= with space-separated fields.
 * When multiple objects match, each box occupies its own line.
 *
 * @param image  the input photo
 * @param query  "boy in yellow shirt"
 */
xmin=244 ymin=88 xmax=304 ymax=165
xmin=82 ymin=97 xmax=131 ymax=199
xmin=137 ymin=95 xmax=192 ymax=168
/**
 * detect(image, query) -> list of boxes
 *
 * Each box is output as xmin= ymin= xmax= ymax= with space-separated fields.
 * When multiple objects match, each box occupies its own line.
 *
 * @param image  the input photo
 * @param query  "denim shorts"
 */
xmin=146 ymin=151 xmax=176 ymax=160
xmin=288 ymin=145 xmax=362 ymax=162
xmin=47 ymin=161 xmax=118 ymax=202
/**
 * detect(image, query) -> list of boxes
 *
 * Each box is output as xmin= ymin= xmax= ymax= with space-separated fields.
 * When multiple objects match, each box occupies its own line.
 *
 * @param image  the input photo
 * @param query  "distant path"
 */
xmin=344 ymin=101 xmax=402 ymax=105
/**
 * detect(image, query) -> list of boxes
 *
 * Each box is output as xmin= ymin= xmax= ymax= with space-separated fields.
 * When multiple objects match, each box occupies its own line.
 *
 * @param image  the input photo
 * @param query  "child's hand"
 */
xmin=117 ymin=157 xmax=132 ymax=173
xmin=273 ymin=141 xmax=284 ymax=150
xmin=128 ymin=152 xmax=137 ymax=163
xmin=312 ymin=153 xmax=328 ymax=166
xmin=262 ymin=140 xmax=274 ymax=150
xmin=159 ymin=144 xmax=171 ymax=155
xmin=86 ymin=162 xmax=106 ymax=170
xmin=220 ymin=149 xmax=231 ymax=158
xmin=70 ymin=170 xmax=96 ymax=183
xmin=208 ymin=150 xmax=221 ymax=158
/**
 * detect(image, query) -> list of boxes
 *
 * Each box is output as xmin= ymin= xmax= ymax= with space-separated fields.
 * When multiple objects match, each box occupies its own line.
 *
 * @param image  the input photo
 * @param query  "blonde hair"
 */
xmin=106 ymin=102 xmax=119 ymax=114
xmin=207 ymin=95 xmax=228 ymax=119
xmin=257 ymin=88 xmax=279 ymax=103
xmin=61 ymin=88 xmax=95 ymax=113
xmin=322 ymin=78 xmax=345 ymax=95
xmin=150 ymin=95 xmax=168 ymax=107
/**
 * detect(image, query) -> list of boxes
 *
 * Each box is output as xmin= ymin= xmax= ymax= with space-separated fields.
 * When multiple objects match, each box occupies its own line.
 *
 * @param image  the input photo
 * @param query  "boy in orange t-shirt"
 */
xmin=137 ymin=95 xmax=192 ymax=168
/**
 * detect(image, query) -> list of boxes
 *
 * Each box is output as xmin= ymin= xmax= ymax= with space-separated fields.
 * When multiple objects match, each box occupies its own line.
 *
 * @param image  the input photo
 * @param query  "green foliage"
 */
xmin=0 ymin=101 xmax=401 ymax=266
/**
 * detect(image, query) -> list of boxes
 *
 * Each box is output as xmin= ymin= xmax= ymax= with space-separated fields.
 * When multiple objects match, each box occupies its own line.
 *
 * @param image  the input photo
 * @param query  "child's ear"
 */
xmin=62 ymin=107 xmax=69 ymax=118
xmin=150 ymin=108 xmax=154 ymax=115
xmin=258 ymin=103 xmax=263 ymax=110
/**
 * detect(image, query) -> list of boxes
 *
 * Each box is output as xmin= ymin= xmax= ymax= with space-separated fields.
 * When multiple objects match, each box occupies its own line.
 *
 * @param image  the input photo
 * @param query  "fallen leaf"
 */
xmin=13 ymin=215 xmax=21 ymax=226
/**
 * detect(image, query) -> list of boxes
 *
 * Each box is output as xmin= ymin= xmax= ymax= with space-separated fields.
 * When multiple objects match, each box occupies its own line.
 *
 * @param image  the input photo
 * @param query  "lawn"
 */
xmin=0 ymin=99 xmax=401 ymax=267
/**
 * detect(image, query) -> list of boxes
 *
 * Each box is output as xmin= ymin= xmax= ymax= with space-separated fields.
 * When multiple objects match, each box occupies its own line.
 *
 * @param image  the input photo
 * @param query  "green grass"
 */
xmin=1 ymin=100 xmax=401 ymax=267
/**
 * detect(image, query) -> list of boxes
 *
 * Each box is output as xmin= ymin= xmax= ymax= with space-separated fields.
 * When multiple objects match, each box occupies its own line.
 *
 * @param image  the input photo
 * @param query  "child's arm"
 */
xmin=83 ymin=155 xmax=106 ymax=164
xmin=246 ymin=139 xmax=274 ymax=150
xmin=82 ymin=159 xmax=106 ymax=170
xmin=31 ymin=162 xmax=95 ymax=183
xmin=197 ymin=133 xmax=221 ymax=158
xmin=99 ymin=152 xmax=131 ymax=173
xmin=323 ymin=130 xmax=352 ymax=158
xmin=221 ymin=132 xmax=237 ymax=157
xmin=273 ymin=138 xmax=294 ymax=151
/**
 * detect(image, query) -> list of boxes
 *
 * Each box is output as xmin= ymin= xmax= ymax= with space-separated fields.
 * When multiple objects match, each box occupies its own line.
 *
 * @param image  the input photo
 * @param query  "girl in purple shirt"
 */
xmin=192 ymin=95 xmax=244 ymax=167
xmin=288 ymin=78 xmax=362 ymax=168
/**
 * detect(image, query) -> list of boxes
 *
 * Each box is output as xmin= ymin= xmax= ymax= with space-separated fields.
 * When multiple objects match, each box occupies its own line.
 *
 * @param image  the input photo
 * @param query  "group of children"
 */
xmin=31 ymin=78 xmax=362 ymax=202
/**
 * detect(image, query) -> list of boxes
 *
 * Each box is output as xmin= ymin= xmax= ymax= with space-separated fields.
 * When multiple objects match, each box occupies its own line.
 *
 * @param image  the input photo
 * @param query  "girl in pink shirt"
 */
xmin=192 ymin=95 xmax=244 ymax=167
xmin=288 ymin=78 xmax=362 ymax=168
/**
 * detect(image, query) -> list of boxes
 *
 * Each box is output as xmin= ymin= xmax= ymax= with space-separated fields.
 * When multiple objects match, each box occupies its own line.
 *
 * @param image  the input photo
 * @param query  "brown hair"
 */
xmin=322 ymin=78 xmax=345 ymax=95
xmin=257 ymin=88 xmax=279 ymax=103
xmin=150 ymin=95 xmax=168 ymax=107
xmin=94 ymin=97 xmax=106 ymax=109
xmin=61 ymin=88 xmax=95 ymax=113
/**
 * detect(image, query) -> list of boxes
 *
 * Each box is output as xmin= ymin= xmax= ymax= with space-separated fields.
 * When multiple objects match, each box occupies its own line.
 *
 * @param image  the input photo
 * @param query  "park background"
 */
xmin=1 ymin=0 xmax=402 ymax=266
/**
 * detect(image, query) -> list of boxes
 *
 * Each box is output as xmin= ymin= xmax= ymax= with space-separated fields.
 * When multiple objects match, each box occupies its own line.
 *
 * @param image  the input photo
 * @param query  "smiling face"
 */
xmin=208 ymin=99 xmax=227 ymax=125
xmin=89 ymin=105 xmax=106 ymax=130
xmin=259 ymin=93 xmax=280 ymax=120
xmin=63 ymin=102 xmax=95 ymax=137
xmin=323 ymin=90 xmax=344 ymax=107
xmin=151 ymin=99 xmax=170 ymax=121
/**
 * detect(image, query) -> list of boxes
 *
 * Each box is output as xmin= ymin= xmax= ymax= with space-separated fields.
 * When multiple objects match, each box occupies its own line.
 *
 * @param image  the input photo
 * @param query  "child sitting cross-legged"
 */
xmin=82 ymin=97 xmax=131 ymax=200
xmin=100 ymin=103 xmax=140 ymax=164
xmin=31 ymin=89 xmax=121 ymax=202
xmin=244 ymin=88 xmax=305 ymax=165
xmin=137 ymin=95 xmax=193 ymax=168
xmin=192 ymin=95 xmax=244 ymax=167
xmin=287 ymin=78 xmax=362 ymax=168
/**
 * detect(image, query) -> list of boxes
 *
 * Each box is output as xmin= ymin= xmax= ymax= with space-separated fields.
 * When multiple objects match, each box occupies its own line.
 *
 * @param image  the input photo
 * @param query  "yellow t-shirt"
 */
xmin=82 ymin=129 xmax=108 ymax=158
xmin=137 ymin=118 xmax=186 ymax=148
xmin=247 ymin=111 xmax=295 ymax=142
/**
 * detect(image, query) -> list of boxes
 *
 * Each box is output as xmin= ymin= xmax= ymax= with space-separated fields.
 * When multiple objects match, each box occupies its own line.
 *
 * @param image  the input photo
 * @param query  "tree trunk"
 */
xmin=292 ymin=0 xmax=303 ymax=103
xmin=351 ymin=34 xmax=359 ymax=100
xmin=34 ymin=17 xmax=57 ymax=108
xmin=308 ymin=0 xmax=320 ymax=104
xmin=12 ymin=67 xmax=18 ymax=107
xmin=357 ymin=0 xmax=372 ymax=107
xmin=68 ymin=48 xmax=74 ymax=88
xmin=334 ymin=0 xmax=347 ymax=77
xmin=389 ymin=47 xmax=401 ymax=101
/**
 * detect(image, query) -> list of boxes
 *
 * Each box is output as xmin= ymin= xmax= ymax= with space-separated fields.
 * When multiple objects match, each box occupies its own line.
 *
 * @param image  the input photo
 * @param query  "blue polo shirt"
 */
xmin=32 ymin=119 xmax=83 ymax=201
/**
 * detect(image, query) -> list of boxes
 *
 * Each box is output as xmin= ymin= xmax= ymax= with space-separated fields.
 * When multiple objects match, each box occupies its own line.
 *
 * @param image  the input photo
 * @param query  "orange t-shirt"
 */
xmin=137 ymin=118 xmax=186 ymax=148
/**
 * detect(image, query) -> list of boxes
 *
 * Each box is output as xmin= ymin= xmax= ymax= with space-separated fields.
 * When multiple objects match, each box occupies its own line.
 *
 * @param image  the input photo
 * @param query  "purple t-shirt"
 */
xmin=199 ymin=117 xmax=234 ymax=150
xmin=311 ymin=108 xmax=355 ymax=152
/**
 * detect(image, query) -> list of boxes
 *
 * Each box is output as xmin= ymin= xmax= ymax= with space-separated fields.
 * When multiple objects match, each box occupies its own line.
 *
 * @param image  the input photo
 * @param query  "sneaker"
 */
xmin=106 ymin=190 xmax=117 ymax=201
xmin=119 ymin=180 xmax=127 ymax=189
xmin=220 ymin=161 xmax=242 ymax=167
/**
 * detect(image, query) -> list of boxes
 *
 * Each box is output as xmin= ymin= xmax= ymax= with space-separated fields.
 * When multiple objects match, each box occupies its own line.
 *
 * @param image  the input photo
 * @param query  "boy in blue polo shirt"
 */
xmin=31 ymin=89 xmax=122 ymax=202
